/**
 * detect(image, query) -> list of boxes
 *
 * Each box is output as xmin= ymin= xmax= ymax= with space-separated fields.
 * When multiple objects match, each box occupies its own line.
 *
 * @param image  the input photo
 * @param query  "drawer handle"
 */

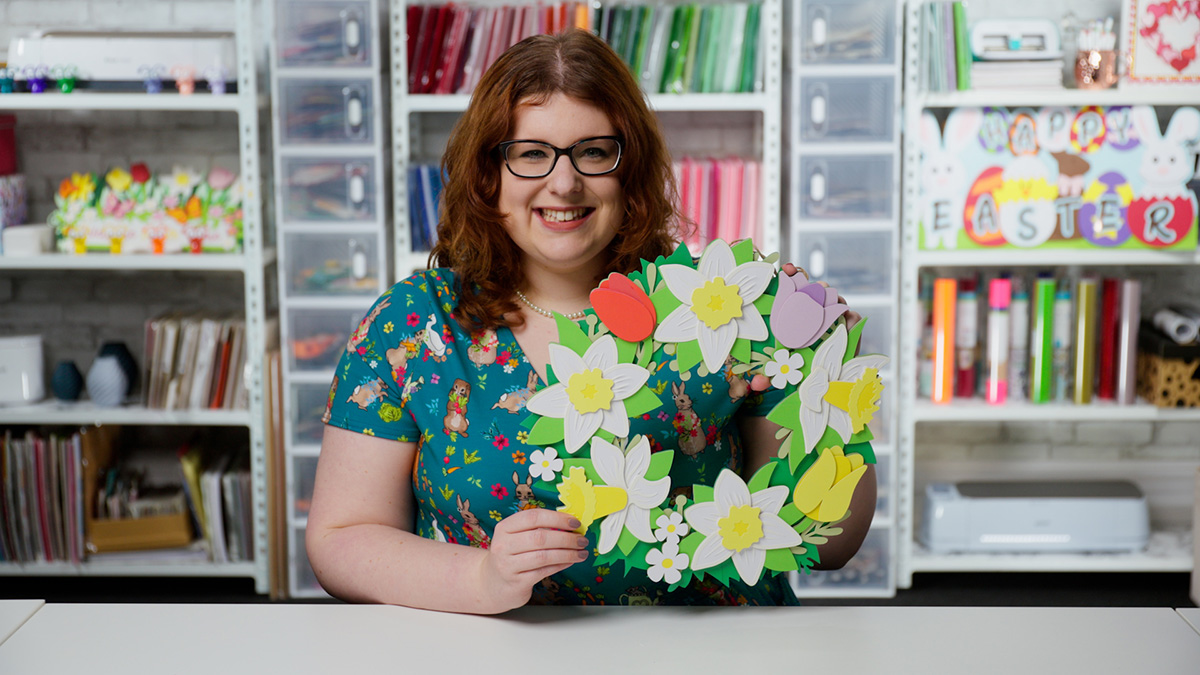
xmin=348 ymin=167 xmax=366 ymax=210
xmin=810 ymin=93 xmax=827 ymax=127
xmin=811 ymin=14 xmax=827 ymax=48
xmin=343 ymin=87 xmax=365 ymax=138
xmin=350 ymin=239 xmax=368 ymax=281
xmin=809 ymin=169 xmax=826 ymax=203
xmin=808 ymin=242 xmax=827 ymax=280
xmin=342 ymin=10 xmax=363 ymax=59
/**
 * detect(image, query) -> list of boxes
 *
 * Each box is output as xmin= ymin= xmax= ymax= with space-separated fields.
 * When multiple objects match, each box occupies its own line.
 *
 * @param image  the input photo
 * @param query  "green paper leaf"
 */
xmin=845 ymin=316 xmax=868 ymax=359
xmin=693 ymin=484 xmax=714 ymax=503
xmin=651 ymin=284 xmax=683 ymax=319
xmin=616 ymin=335 xmax=636 ymax=364
xmin=764 ymin=548 xmax=799 ymax=572
xmin=663 ymin=243 xmax=695 ymax=267
xmin=845 ymin=441 xmax=877 ymax=465
xmin=754 ymin=293 xmax=774 ymax=317
xmin=766 ymin=391 xmax=802 ymax=431
xmin=562 ymin=458 xmax=600 ymax=484
xmin=676 ymin=340 xmax=703 ymax=373
xmin=644 ymin=451 xmax=674 ymax=482
xmin=555 ymin=313 xmax=593 ymax=357
xmin=526 ymin=416 xmax=564 ymax=445
xmin=813 ymin=426 xmax=844 ymax=454
xmin=746 ymin=461 xmax=776 ymax=494
xmin=618 ymin=527 xmax=639 ymax=556
xmin=678 ymin=532 xmax=703 ymax=560
xmin=731 ymin=238 xmax=753 ymax=264
xmin=850 ymin=426 xmax=875 ymax=444
xmin=732 ymin=337 xmax=751 ymax=364
xmin=623 ymin=386 xmax=662 ymax=418
xmin=787 ymin=433 xmax=807 ymax=475
xmin=778 ymin=502 xmax=805 ymax=526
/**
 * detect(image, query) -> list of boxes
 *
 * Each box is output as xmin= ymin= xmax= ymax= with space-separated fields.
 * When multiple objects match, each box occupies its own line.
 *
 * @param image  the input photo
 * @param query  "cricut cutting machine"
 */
xmin=970 ymin=19 xmax=1062 ymax=60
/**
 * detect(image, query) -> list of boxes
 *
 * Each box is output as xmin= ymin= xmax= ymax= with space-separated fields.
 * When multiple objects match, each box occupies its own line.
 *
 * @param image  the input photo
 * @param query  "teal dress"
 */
xmin=323 ymin=269 xmax=799 ymax=606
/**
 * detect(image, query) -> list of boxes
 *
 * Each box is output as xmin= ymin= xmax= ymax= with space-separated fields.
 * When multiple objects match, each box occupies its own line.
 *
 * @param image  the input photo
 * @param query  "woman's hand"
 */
xmin=478 ymin=509 xmax=589 ymax=612
xmin=749 ymin=263 xmax=860 ymax=393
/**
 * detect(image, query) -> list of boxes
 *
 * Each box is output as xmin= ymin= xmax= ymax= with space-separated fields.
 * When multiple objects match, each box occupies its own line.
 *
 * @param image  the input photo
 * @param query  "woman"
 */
xmin=308 ymin=29 xmax=875 ymax=612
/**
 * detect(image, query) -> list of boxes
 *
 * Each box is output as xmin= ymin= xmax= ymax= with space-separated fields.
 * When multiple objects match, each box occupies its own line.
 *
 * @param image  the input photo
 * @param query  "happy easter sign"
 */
xmin=918 ymin=105 xmax=1200 ymax=251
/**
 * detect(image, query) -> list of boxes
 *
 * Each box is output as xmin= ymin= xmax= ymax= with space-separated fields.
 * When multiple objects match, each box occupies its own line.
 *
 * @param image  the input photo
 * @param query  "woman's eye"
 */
xmin=520 ymin=149 xmax=548 ymax=160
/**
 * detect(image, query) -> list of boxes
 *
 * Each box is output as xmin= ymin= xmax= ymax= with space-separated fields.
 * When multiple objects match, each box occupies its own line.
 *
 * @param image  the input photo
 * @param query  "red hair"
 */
xmin=431 ymin=30 xmax=680 ymax=332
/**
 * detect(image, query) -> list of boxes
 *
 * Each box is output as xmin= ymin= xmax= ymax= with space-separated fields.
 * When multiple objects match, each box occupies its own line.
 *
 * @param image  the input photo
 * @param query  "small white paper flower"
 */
xmin=590 ymin=436 xmax=671 ymax=554
xmin=654 ymin=512 xmax=689 ymax=543
xmin=797 ymin=324 xmax=890 ymax=455
xmin=763 ymin=349 xmax=805 ymax=389
xmin=684 ymin=469 xmax=803 ymax=585
xmin=527 ymin=447 xmax=563 ymax=482
xmin=646 ymin=540 xmax=689 ymax=585
xmin=525 ymin=335 xmax=651 ymax=454
xmin=654 ymin=239 xmax=774 ymax=373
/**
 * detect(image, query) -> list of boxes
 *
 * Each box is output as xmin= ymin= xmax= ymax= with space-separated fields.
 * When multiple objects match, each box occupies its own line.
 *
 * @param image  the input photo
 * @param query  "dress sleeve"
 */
xmin=738 ymin=377 xmax=790 ymax=418
xmin=323 ymin=285 xmax=422 ymax=443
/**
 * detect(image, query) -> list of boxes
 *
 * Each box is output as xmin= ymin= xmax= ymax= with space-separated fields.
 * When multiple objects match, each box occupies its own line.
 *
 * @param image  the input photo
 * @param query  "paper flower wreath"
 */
xmin=520 ymin=239 xmax=888 ymax=590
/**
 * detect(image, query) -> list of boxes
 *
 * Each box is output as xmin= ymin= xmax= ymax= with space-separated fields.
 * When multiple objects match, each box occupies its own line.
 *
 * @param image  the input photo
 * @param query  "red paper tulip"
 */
xmin=130 ymin=162 xmax=151 ymax=184
xmin=590 ymin=272 xmax=656 ymax=342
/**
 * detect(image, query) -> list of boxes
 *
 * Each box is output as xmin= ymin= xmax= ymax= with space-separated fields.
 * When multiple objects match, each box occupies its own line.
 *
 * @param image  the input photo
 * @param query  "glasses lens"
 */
xmin=504 ymin=141 xmax=556 ymax=177
xmin=570 ymin=138 xmax=620 ymax=175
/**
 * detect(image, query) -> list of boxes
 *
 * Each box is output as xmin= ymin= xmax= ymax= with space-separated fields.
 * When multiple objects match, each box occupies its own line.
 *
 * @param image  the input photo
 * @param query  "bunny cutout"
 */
xmin=919 ymin=108 xmax=982 ymax=249
xmin=1127 ymin=105 xmax=1200 ymax=247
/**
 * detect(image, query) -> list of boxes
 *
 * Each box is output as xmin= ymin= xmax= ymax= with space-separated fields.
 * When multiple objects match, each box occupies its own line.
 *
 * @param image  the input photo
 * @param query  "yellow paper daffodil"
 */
xmin=557 ymin=467 xmax=627 ymax=535
xmin=793 ymin=446 xmax=867 ymax=522
xmin=565 ymin=368 xmax=614 ymax=414
xmin=105 ymin=167 xmax=132 ymax=193
xmin=58 ymin=173 xmax=95 ymax=202
xmin=690 ymin=277 xmax=744 ymax=330
xmin=823 ymin=367 xmax=884 ymax=434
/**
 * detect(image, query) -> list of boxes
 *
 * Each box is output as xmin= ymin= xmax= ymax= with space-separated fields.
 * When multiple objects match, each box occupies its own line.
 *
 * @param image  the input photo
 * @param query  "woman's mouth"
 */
xmin=537 ymin=207 xmax=594 ymax=229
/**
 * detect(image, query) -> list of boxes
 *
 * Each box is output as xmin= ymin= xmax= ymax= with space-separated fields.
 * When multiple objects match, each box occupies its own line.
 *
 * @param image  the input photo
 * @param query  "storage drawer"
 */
xmin=290 ymin=526 xmax=324 ymax=596
xmin=800 ymin=0 xmax=897 ymax=65
xmin=868 ymin=376 xmax=893 ymax=446
xmin=874 ymin=453 xmax=891 ymax=521
xmin=854 ymin=302 xmax=893 ymax=359
xmin=797 ymin=155 xmax=893 ymax=219
xmin=790 ymin=526 xmax=891 ymax=592
xmin=791 ymin=230 xmax=892 ymax=295
xmin=280 ymin=156 xmax=379 ymax=223
xmin=290 ymin=381 xmax=333 ymax=446
xmin=292 ymin=455 xmax=319 ymax=520
xmin=277 ymin=0 xmax=373 ymax=68
xmin=279 ymin=79 xmax=375 ymax=144
xmin=286 ymin=307 xmax=360 ymax=372
xmin=798 ymin=76 xmax=895 ymax=142
xmin=284 ymin=231 xmax=383 ymax=299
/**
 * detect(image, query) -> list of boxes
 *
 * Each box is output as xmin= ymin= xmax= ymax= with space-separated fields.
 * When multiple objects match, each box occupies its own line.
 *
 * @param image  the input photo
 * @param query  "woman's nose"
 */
xmin=546 ymin=154 xmax=583 ymax=194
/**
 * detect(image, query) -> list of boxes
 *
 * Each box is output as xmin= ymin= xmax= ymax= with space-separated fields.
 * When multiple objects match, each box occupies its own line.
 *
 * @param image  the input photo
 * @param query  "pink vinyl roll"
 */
xmin=1116 ymin=279 xmax=1141 ymax=405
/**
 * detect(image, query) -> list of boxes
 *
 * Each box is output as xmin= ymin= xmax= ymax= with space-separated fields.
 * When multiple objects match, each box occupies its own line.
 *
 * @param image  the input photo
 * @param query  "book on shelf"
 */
xmin=920 ymin=1 xmax=974 ymax=92
xmin=1 ymin=430 xmax=86 ymax=564
xmin=672 ymin=156 xmax=760 ymax=255
xmin=144 ymin=313 xmax=248 ymax=412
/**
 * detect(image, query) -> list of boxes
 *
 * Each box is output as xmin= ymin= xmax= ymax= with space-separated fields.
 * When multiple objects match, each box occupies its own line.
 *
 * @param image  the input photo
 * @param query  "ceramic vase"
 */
xmin=97 ymin=341 xmax=138 ymax=396
xmin=86 ymin=355 xmax=127 ymax=407
xmin=51 ymin=360 xmax=84 ymax=401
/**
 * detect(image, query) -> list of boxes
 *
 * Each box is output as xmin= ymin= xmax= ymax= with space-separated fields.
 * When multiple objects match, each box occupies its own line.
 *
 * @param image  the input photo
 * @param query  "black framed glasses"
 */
xmin=496 ymin=136 xmax=622 ymax=178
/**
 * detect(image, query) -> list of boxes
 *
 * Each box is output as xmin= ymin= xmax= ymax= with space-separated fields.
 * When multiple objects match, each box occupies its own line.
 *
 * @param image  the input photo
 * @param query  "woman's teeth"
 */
xmin=540 ymin=208 xmax=587 ymax=223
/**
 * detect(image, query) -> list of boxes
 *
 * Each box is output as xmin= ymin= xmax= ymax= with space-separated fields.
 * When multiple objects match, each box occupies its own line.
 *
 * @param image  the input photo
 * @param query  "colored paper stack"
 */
xmin=673 ymin=156 xmax=761 ymax=255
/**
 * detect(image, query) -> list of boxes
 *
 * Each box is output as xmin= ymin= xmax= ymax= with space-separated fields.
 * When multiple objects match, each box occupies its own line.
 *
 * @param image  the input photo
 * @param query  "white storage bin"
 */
xmin=284 ymin=231 xmax=383 ymax=298
xmin=276 ymin=0 xmax=373 ymax=68
xmin=854 ymin=302 xmax=893 ymax=358
xmin=790 ymin=526 xmax=891 ymax=592
xmin=797 ymin=154 xmax=894 ymax=220
xmin=800 ymin=0 xmax=897 ymax=65
xmin=279 ymin=78 xmax=375 ymax=144
xmin=792 ymin=230 xmax=892 ymax=294
xmin=798 ymin=76 xmax=895 ymax=142
xmin=292 ymin=455 xmax=319 ymax=519
xmin=286 ymin=307 xmax=360 ymax=371
xmin=289 ymin=382 xmax=333 ymax=446
xmin=280 ymin=156 xmax=379 ymax=222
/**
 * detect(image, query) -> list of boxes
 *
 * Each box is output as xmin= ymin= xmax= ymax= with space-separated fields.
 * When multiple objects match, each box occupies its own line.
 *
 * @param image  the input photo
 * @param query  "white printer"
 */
xmin=920 ymin=481 xmax=1149 ymax=554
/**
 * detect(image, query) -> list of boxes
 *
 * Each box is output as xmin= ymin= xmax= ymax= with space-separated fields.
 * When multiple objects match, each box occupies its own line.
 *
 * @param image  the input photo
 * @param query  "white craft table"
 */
xmin=0 ymin=600 xmax=43 ymax=646
xmin=3 ymin=604 xmax=1200 ymax=674
xmin=1179 ymin=607 xmax=1200 ymax=636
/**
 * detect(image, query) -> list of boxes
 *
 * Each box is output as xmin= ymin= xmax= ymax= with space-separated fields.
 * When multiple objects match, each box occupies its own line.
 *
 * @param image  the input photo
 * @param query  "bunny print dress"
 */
xmin=324 ymin=269 xmax=799 ymax=606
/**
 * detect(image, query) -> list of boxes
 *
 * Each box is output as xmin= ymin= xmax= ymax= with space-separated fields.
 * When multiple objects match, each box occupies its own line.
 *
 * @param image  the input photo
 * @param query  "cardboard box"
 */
xmin=1136 ymin=323 xmax=1200 ymax=408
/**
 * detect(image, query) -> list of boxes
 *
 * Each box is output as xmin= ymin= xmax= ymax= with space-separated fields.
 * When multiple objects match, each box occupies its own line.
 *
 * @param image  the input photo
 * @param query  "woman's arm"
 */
xmin=737 ymin=415 xmax=876 ymax=570
xmin=306 ymin=425 xmax=588 ymax=613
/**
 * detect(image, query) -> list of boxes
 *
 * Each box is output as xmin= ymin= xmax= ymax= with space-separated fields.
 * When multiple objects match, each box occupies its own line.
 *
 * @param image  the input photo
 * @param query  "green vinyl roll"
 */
xmin=1030 ymin=278 xmax=1056 ymax=403
xmin=1074 ymin=278 xmax=1099 ymax=404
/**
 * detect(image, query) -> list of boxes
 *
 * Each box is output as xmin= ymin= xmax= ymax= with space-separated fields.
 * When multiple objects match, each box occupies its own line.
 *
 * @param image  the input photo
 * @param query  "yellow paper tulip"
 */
xmin=792 ymin=446 xmax=866 ymax=522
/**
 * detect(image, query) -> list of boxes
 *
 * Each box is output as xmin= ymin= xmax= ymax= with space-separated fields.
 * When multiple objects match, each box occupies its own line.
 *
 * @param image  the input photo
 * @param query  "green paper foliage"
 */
xmin=623 ymin=386 xmax=662 ymax=418
xmin=554 ymin=312 xmax=593 ymax=357
xmin=526 ymin=416 xmax=564 ymax=445
xmin=764 ymin=548 xmax=799 ymax=572
xmin=644 ymin=451 xmax=674 ymax=481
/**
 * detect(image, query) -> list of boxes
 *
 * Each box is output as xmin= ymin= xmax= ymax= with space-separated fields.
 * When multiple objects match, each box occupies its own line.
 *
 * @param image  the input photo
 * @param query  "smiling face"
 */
xmin=498 ymin=93 xmax=624 ymax=278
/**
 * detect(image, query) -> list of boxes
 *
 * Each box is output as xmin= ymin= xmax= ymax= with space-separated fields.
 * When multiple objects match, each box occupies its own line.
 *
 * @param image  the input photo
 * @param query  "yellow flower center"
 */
xmin=717 ymin=504 xmax=763 ymax=552
xmin=662 ymin=558 xmax=674 ymax=569
xmin=667 ymin=524 xmax=676 ymax=533
xmin=690 ymin=278 xmax=743 ymax=330
xmin=541 ymin=460 xmax=550 ymax=468
xmin=780 ymin=364 xmax=790 ymax=374
xmin=823 ymin=367 xmax=884 ymax=433
xmin=557 ymin=467 xmax=627 ymax=534
xmin=565 ymin=368 xmax=614 ymax=414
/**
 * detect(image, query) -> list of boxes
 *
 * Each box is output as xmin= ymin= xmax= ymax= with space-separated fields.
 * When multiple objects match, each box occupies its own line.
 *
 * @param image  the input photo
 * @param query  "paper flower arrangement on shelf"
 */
xmin=520 ymin=238 xmax=888 ymax=590
xmin=48 ymin=163 xmax=244 ymax=254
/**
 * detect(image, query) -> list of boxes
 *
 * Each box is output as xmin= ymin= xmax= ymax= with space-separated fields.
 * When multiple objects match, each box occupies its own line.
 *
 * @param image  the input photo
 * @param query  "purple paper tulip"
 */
xmin=770 ymin=274 xmax=849 ymax=350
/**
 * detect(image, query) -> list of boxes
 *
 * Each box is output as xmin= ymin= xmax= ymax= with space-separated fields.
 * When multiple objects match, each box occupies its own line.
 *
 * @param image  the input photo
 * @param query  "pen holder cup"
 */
xmin=1075 ymin=49 xmax=1119 ymax=89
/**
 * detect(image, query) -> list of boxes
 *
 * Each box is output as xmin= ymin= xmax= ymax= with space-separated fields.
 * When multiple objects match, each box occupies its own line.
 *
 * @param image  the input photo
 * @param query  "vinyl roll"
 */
xmin=1152 ymin=308 xmax=1199 ymax=345
xmin=1116 ymin=280 xmax=1141 ymax=405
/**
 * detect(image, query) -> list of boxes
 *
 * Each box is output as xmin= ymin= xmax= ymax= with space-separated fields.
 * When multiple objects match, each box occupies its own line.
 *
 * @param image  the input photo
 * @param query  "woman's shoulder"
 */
xmin=383 ymin=268 xmax=460 ymax=310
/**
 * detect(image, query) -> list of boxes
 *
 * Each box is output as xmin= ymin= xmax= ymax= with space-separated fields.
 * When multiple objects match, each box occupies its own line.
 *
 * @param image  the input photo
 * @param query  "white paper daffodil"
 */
xmin=646 ymin=540 xmax=689 ymax=585
xmin=589 ymin=436 xmax=671 ymax=554
xmin=654 ymin=512 xmax=689 ymax=543
xmin=654 ymin=239 xmax=775 ymax=373
xmin=684 ymin=469 xmax=803 ymax=585
xmin=797 ymin=324 xmax=890 ymax=455
xmin=763 ymin=349 xmax=805 ymax=389
xmin=525 ymin=334 xmax=651 ymax=454
xmin=527 ymin=447 xmax=564 ymax=482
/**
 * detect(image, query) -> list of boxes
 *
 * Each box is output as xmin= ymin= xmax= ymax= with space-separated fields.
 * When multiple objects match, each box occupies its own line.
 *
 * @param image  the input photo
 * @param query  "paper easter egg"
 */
xmin=1078 ymin=171 xmax=1133 ymax=247
xmin=1070 ymin=106 xmax=1107 ymax=153
xmin=996 ymin=157 xmax=1059 ymax=248
xmin=964 ymin=167 xmax=1006 ymax=246
xmin=1127 ymin=195 xmax=1196 ymax=247
xmin=1104 ymin=106 xmax=1140 ymax=151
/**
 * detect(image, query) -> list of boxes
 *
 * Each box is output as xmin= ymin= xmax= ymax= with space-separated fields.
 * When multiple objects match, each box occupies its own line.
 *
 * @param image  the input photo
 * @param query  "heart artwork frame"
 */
xmin=1121 ymin=0 xmax=1200 ymax=85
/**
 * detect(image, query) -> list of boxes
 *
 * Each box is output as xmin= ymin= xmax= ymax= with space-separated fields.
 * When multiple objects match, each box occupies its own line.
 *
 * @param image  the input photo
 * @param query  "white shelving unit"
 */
xmin=785 ymin=0 xmax=904 ymax=598
xmin=269 ymin=0 xmax=390 ymax=599
xmin=897 ymin=0 xmax=1199 ymax=586
xmin=0 ymin=0 xmax=271 ymax=592
xmin=390 ymin=0 xmax=784 ymax=276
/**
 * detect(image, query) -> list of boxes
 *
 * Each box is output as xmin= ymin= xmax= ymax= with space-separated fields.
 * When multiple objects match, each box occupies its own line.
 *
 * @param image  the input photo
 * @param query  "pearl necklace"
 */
xmin=515 ymin=289 xmax=589 ymax=320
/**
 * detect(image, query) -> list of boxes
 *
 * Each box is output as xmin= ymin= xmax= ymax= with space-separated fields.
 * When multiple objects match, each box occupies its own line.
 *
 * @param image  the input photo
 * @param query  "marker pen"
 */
xmin=955 ymin=277 xmax=979 ymax=398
